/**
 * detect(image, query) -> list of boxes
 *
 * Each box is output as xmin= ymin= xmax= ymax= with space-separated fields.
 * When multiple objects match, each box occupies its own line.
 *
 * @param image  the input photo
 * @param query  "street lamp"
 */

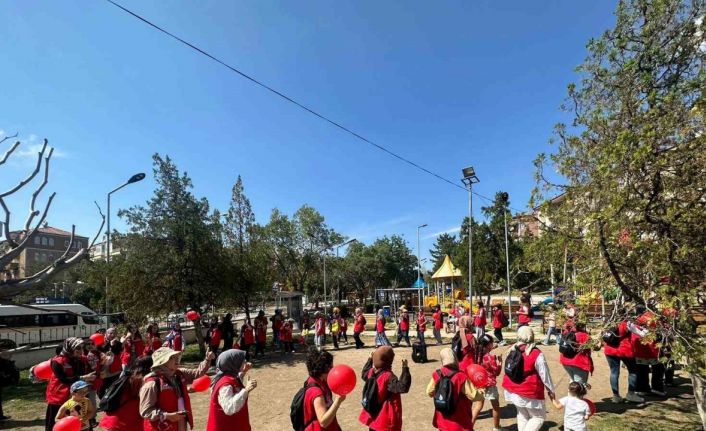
xmin=417 ymin=224 xmax=428 ymax=309
xmin=461 ymin=166 xmax=480 ymax=304
xmin=322 ymin=238 xmax=356 ymax=316
xmin=105 ymin=172 xmax=146 ymax=313
xmin=501 ymin=192 xmax=513 ymax=327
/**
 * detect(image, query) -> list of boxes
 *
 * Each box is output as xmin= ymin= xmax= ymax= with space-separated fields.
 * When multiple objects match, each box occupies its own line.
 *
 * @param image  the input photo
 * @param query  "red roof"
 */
xmin=36 ymin=226 xmax=74 ymax=236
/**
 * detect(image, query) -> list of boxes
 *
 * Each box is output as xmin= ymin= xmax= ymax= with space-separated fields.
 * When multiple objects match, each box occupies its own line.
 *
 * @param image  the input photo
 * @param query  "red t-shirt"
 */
xmin=433 ymin=311 xmax=443 ymax=329
xmin=518 ymin=305 xmax=532 ymax=325
xmin=354 ymin=315 xmax=366 ymax=333
xmin=303 ymin=377 xmax=341 ymax=431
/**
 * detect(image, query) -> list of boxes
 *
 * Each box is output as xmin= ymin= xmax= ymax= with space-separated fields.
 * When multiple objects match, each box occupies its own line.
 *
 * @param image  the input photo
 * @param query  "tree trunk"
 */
xmin=692 ymin=372 xmax=706 ymax=430
xmin=193 ymin=317 xmax=206 ymax=356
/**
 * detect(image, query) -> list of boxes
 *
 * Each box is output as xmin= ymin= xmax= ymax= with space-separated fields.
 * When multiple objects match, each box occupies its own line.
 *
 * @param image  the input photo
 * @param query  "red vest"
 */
xmin=303 ymin=377 xmax=341 ymax=431
xmin=458 ymin=333 xmax=476 ymax=371
xmin=354 ymin=315 xmax=366 ymax=333
xmin=206 ymin=375 xmax=251 ymax=431
xmin=603 ymin=321 xmax=634 ymax=358
xmin=173 ymin=334 xmax=183 ymax=352
xmin=431 ymin=367 xmax=473 ymax=431
xmin=376 ymin=318 xmax=385 ymax=333
xmin=559 ymin=331 xmax=594 ymax=373
xmin=501 ymin=347 xmax=545 ymax=400
xmin=46 ymin=355 xmax=76 ymax=405
xmin=399 ymin=316 xmax=409 ymax=331
xmin=518 ymin=306 xmax=531 ymax=325
xmin=143 ymin=373 xmax=193 ymax=431
xmin=281 ymin=326 xmax=293 ymax=342
xmin=358 ymin=369 xmax=403 ymax=431
xmin=492 ymin=309 xmax=504 ymax=329
xmin=433 ymin=312 xmax=443 ymax=329
xmin=242 ymin=326 xmax=255 ymax=345
xmin=417 ymin=314 xmax=427 ymax=332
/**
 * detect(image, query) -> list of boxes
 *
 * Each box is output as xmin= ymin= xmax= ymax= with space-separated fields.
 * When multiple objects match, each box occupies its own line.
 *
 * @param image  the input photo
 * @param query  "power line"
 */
xmin=104 ymin=0 xmax=466 ymax=192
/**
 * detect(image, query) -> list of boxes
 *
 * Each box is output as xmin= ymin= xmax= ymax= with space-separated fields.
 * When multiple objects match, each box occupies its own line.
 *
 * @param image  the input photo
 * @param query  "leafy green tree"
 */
xmin=429 ymin=233 xmax=459 ymax=272
xmin=533 ymin=0 xmax=706 ymax=423
xmin=111 ymin=154 xmax=223 ymax=354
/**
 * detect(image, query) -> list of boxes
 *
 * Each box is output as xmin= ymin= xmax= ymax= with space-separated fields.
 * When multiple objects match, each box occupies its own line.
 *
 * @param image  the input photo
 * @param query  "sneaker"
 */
xmin=611 ymin=395 xmax=624 ymax=403
xmin=651 ymin=389 xmax=667 ymax=397
xmin=625 ymin=392 xmax=645 ymax=403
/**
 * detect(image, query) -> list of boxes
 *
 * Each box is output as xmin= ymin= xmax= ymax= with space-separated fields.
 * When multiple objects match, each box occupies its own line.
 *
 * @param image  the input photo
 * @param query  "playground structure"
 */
xmin=425 ymin=255 xmax=469 ymax=312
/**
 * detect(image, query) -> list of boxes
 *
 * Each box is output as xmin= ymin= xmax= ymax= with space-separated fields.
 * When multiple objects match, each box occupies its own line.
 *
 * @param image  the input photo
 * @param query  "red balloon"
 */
xmin=186 ymin=310 xmax=200 ymax=321
xmin=585 ymin=398 xmax=597 ymax=415
xmin=327 ymin=364 xmax=356 ymax=396
xmin=34 ymin=360 xmax=53 ymax=381
xmin=53 ymin=416 xmax=81 ymax=431
xmin=90 ymin=333 xmax=105 ymax=346
xmin=466 ymin=364 xmax=489 ymax=388
xmin=191 ymin=375 xmax=211 ymax=392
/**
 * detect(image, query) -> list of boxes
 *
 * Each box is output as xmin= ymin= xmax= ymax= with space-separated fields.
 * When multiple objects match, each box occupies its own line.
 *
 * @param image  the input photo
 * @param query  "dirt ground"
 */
xmin=3 ymin=334 xmax=701 ymax=431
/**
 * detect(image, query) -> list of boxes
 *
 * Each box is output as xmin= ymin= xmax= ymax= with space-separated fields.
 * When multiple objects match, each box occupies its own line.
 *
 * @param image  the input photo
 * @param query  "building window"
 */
xmin=48 ymin=237 xmax=54 ymax=247
xmin=77 ymin=241 xmax=82 ymax=249
xmin=34 ymin=236 xmax=40 ymax=245
xmin=41 ymin=237 xmax=48 ymax=246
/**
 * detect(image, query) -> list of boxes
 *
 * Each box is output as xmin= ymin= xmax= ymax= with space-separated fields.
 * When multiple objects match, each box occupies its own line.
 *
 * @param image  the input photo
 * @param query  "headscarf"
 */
xmin=459 ymin=315 xmax=472 ymax=330
xmin=106 ymin=328 xmax=117 ymax=339
xmin=61 ymin=337 xmax=84 ymax=356
xmin=516 ymin=326 xmax=536 ymax=354
xmin=211 ymin=349 xmax=247 ymax=389
xmin=372 ymin=346 xmax=395 ymax=370
xmin=440 ymin=348 xmax=457 ymax=368
xmin=377 ymin=309 xmax=384 ymax=319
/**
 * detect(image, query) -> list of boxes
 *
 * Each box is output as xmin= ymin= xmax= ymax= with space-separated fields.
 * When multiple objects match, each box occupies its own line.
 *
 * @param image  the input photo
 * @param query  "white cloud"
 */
xmin=15 ymin=143 xmax=67 ymax=160
xmin=423 ymin=226 xmax=461 ymax=240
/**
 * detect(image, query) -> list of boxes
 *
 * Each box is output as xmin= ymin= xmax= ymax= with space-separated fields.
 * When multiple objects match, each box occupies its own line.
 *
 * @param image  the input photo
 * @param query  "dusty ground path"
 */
xmin=3 ymin=336 xmax=700 ymax=430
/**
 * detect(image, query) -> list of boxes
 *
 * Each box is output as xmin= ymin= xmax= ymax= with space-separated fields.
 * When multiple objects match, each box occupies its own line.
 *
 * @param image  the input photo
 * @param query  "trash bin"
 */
xmin=383 ymin=306 xmax=391 ymax=317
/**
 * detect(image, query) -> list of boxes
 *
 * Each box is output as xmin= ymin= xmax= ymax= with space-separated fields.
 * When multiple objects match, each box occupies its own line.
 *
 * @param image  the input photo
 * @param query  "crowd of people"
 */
xmin=22 ymin=295 xmax=680 ymax=431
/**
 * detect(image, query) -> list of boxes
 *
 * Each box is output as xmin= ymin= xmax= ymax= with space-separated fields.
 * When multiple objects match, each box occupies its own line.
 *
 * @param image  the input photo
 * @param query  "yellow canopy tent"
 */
xmin=427 ymin=255 xmax=466 ymax=310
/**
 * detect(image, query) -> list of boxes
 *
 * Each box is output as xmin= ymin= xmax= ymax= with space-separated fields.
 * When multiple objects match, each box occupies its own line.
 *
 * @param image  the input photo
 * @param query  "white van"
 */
xmin=0 ymin=303 xmax=104 ymax=347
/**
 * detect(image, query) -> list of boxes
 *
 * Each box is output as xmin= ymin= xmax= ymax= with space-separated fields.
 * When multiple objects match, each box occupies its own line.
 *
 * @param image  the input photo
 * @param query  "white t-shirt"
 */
xmin=559 ymin=396 xmax=589 ymax=431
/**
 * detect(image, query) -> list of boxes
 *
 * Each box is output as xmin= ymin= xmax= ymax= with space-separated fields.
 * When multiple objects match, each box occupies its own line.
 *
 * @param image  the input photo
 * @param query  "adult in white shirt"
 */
xmin=502 ymin=326 xmax=556 ymax=431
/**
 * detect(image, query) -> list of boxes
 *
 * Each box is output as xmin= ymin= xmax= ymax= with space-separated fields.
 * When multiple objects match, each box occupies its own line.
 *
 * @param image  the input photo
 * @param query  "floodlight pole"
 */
xmin=417 ymin=224 xmax=427 ymax=310
xmin=461 ymin=167 xmax=480 ymax=305
xmin=502 ymin=193 xmax=513 ymax=327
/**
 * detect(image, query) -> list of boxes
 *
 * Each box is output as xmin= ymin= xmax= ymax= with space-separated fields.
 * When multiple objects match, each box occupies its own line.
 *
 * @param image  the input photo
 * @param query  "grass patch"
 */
xmin=3 ymin=369 xmax=46 ymax=418
xmin=589 ymin=395 xmax=701 ymax=431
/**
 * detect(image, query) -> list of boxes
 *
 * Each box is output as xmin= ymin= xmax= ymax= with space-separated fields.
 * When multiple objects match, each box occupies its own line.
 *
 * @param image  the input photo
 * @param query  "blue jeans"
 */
xmin=543 ymin=327 xmax=559 ymax=344
xmin=606 ymin=355 xmax=638 ymax=396
xmin=563 ymin=365 xmax=589 ymax=385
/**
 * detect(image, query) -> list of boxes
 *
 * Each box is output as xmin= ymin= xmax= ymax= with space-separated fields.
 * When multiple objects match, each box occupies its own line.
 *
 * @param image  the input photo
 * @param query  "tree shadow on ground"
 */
xmin=1 ymin=418 xmax=44 ymax=428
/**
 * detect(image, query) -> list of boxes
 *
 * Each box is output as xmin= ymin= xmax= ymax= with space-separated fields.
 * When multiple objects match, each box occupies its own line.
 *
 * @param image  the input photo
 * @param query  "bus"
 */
xmin=0 ymin=303 xmax=105 ymax=347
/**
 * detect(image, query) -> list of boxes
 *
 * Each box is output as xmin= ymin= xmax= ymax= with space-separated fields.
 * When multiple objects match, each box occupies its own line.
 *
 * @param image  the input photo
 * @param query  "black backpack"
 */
xmin=500 ymin=311 xmax=509 ymax=328
xmin=433 ymin=370 xmax=458 ymax=415
xmin=361 ymin=372 xmax=383 ymax=416
xmin=504 ymin=345 xmax=527 ymax=384
xmin=290 ymin=381 xmax=320 ymax=431
xmin=602 ymin=327 xmax=621 ymax=348
xmin=451 ymin=333 xmax=464 ymax=360
xmin=559 ymin=331 xmax=579 ymax=358
xmin=527 ymin=306 xmax=535 ymax=319
xmin=99 ymin=374 xmax=130 ymax=413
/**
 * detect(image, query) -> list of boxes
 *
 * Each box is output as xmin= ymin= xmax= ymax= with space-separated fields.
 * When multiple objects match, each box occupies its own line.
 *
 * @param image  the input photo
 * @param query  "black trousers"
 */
xmin=45 ymin=404 xmax=61 ymax=431
xmin=494 ymin=327 xmax=504 ymax=342
xmin=396 ymin=330 xmax=411 ymax=346
xmin=255 ymin=342 xmax=265 ymax=356
xmin=353 ymin=332 xmax=364 ymax=349
xmin=0 ymin=386 xmax=4 ymax=418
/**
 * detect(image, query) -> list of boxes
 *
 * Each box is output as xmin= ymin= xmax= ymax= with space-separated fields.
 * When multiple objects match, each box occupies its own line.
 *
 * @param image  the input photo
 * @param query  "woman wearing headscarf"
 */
xmin=359 ymin=346 xmax=411 ymax=431
xmin=455 ymin=316 xmax=477 ymax=372
xmin=501 ymin=326 xmax=556 ymax=431
xmin=375 ymin=310 xmax=392 ymax=347
xmin=45 ymin=337 xmax=94 ymax=431
xmin=139 ymin=347 xmax=214 ymax=431
xmin=100 ymin=355 xmax=153 ymax=431
xmin=426 ymin=348 xmax=480 ymax=431
xmin=206 ymin=349 xmax=256 ymax=431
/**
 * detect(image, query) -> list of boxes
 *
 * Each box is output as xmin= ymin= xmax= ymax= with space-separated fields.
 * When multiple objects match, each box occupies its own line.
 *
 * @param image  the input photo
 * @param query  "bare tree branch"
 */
xmin=90 ymin=201 xmax=106 ymax=249
xmin=0 ymin=141 xmax=20 ymax=166
xmin=0 ymin=192 xmax=56 ymax=269
xmin=0 ymin=132 xmax=19 ymax=146
xmin=24 ymin=147 xmax=53 ymax=231
xmin=0 ymin=139 xmax=48 ymax=199
xmin=0 ymin=197 xmax=15 ymax=248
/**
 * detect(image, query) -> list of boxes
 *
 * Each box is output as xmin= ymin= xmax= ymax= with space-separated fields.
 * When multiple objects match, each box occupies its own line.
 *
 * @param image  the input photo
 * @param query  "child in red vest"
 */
xmin=432 ymin=305 xmax=444 ymax=345
xmin=427 ymin=347 xmax=480 ymax=431
xmin=476 ymin=334 xmax=502 ymax=431
xmin=254 ymin=311 xmax=268 ymax=358
xmin=395 ymin=308 xmax=411 ymax=347
xmin=301 ymin=348 xmax=346 ymax=430
xmin=375 ymin=310 xmax=392 ymax=347
xmin=473 ymin=301 xmax=487 ymax=338
xmin=206 ymin=349 xmax=256 ymax=431
xmin=314 ymin=312 xmax=326 ymax=352
xmin=359 ymin=346 xmax=411 ymax=431
xmin=240 ymin=320 xmax=255 ymax=361
xmin=416 ymin=309 xmax=427 ymax=345
xmin=353 ymin=308 xmax=367 ymax=349
xmin=281 ymin=319 xmax=294 ymax=354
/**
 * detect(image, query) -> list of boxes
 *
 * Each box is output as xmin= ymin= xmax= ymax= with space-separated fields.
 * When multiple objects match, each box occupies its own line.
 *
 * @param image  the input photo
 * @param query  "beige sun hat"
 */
xmin=151 ymin=347 xmax=181 ymax=369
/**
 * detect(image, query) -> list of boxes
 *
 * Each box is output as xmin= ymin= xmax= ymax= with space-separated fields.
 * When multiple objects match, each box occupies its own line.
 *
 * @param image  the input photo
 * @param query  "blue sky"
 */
xmin=0 ymin=1 xmax=615 ymax=267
